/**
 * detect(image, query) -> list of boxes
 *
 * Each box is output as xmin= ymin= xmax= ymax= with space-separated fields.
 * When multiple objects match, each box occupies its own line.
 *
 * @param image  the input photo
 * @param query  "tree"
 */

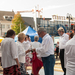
xmin=11 ymin=13 xmax=26 ymax=35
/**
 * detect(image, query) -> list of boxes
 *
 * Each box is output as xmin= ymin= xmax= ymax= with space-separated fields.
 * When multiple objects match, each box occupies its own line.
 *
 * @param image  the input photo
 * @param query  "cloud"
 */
xmin=44 ymin=3 xmax=75 ymax=10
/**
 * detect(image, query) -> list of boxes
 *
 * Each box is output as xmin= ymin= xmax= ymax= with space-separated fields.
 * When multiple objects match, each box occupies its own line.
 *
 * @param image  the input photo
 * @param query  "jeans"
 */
xmin=42 ymin=55 xmax=55 ymax=75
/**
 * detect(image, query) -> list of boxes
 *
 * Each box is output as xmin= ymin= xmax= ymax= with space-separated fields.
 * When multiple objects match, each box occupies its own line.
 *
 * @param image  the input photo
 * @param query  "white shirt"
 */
xmin=1 ymin=38 xmax=18 ymax=68
xmin=59 ymin=33 xmax=69 ymax=49
xmin=16 ymin=41 xmax=26 ymax=63
xmin=22 ymin=41 xmax=32 ymax=58
xmin=65 ymin=35 xmax=75 ymax=75
xmin=36 ymin=34 xmax=54 ymax=57
xmin=31 ymin=41 xmax=42 ymax=57
xmin=31 ymin=42 xmax=41 ymax=49
xmin=22 ymin=41 xmax=31 ymax=50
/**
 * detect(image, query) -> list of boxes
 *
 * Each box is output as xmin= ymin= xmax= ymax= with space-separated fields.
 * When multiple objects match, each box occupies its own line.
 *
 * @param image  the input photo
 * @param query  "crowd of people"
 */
xmin=0 ymin=25 xmax=75 ymax=75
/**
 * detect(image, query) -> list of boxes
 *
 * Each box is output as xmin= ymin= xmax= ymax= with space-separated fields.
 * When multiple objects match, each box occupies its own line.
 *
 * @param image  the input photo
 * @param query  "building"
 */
xmin=0 ymin=11 xmax=15 ymax=36
xmin=22 ymin=17 xmax=35 ymax=28
xmin=37 ymin=15 xmax=75 ymax=36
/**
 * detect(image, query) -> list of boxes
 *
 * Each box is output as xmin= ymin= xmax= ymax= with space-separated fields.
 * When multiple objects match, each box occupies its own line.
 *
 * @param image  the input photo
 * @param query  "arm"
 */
xmin=10 ymin=40 xmax=20 ymax=68
xmin=36 ymin=37 xmax=51 ymax=54
xmin=15 ymin=58 xmax=20 ymax=68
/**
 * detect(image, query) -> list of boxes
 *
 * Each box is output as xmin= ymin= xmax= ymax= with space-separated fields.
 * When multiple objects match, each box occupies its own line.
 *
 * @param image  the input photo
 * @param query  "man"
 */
xmin=58 ymin=27 xmax=69 ymax=75
xmin=33 ymin=27 xmax=55 ymax=75
xmin=65 ymin=25 xmax=75 ymax=75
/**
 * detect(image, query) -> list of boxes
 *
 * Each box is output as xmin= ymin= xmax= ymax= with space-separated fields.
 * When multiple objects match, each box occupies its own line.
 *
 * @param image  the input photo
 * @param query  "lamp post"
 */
xmin=66 ymin=13 xmax=72 ymax=32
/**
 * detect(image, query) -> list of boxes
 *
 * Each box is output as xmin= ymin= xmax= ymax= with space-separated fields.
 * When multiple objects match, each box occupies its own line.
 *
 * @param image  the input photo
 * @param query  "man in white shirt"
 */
xmin=58 ymin=27 xmax=69 ymax=75
xmin=33 ymin=28 xmax=55 ymax=75
xmin=65 ymin=25 xmax=75 ymax=75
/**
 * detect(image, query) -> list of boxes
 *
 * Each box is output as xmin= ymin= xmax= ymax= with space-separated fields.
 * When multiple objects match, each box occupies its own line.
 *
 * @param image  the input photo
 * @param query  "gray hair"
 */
xmin=58 ymin=27 xmax=64 ymax=32
xmin=34 ymin=36 xmax=39 ymax=41
xmin=38 ymin=27 xmax=46 ymax=33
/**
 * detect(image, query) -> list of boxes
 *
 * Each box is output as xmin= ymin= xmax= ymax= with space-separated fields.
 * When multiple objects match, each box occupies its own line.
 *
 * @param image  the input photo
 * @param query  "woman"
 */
xmin=16 ymin=33 xmax=30 ymax=75
xmin=1 ymin=29 xmax=21 ymax=75
xmin=31 ymin=36 xmax=42 ymax=75
xmin=22 ymin=35 xmax=32 ymax=74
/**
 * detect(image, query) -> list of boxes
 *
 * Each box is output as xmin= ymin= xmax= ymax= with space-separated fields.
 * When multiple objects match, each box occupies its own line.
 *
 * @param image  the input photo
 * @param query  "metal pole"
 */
xmin=35 ymin=6 xmax=37 ymax=31
xmin=69 ymin=16 xmax=70 ymax=32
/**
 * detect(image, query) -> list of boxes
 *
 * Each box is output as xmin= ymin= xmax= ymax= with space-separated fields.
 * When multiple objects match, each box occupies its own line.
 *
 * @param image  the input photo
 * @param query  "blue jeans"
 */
xmin=42 ymin=55 xmax=55 ymax=75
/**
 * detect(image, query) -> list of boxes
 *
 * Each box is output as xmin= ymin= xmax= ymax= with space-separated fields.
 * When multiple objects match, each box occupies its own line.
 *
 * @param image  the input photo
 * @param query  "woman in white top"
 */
xmin=1 ymin=29 xmax=21 ymax=75
xmin=22 ymin=35 xmax=32 ymax=74
xmin=16 ymin=33 xmax=30 ymax=75
xmin=31 ymin=36 xmax=41 ymax=75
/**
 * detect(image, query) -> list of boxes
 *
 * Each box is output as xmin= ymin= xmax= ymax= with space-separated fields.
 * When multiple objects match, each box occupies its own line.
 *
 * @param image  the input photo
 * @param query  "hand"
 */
xmin=18 ymin=63 xmax=20 ymax=69
xmin=58 ymin=53 xmax=60 ymax=56
xmin=25 ymin=50 xmax=30 ymax=54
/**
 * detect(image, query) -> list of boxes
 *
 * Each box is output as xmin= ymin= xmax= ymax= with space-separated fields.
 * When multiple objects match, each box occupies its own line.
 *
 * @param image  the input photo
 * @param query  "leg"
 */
xmin=42 ymin=55 xmax=55 ymax=75
xmin=60 ymin=49 xmax=66 ymax=75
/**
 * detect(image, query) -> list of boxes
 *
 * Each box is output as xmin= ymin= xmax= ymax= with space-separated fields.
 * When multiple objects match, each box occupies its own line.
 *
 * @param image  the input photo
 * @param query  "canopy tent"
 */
xmin=15 ymin=26 xmax=42 ymax=43
xmin=0 ymin=37 xmax=4 ymax=43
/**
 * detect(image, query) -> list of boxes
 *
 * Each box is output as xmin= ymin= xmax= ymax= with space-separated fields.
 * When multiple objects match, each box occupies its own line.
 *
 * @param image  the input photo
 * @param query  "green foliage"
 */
xmin=11 ymin=13 xmax=26 ymax=35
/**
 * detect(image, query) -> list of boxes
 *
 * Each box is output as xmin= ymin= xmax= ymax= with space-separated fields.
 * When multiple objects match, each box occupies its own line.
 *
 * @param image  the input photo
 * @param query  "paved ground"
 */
xmin=0 ymin=69 xmax=63 ymax=75
xmin=0 ymin=58 xmax=63 ymax=75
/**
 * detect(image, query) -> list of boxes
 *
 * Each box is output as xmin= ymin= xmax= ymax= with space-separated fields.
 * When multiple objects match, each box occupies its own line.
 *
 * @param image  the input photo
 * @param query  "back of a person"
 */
xmin=23 ymin=41 xmax=31 ymax=50
xmin=32 ymin=42 xmax=41 ymax=49
xmin=1 ymin=38 xmax=16 ymax=68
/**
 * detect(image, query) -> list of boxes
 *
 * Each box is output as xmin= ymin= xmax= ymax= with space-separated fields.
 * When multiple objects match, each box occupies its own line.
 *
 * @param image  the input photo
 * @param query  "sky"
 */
xmin=0 ymin=0 xmax=75 ymax=18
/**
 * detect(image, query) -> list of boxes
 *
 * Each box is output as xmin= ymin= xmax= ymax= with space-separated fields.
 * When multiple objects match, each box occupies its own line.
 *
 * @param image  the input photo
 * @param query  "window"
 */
xmin=7 ymin=25 xmax=10 ymax=29
xmin=2 ymin=25 xmax=5 ymax=28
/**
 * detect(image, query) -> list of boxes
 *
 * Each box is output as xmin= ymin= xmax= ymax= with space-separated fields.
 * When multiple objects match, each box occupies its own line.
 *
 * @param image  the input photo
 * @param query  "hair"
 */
xmin=58 ymin=27 xmax=64 ymax=32
xmin=6 ymin=29 xmax=15 ymax=37
xmin=69 ymin=33 xmax=74 ymax=39
xmin=38 ymin=27 xmax=46 ymax=33
xmin=34 ymin=36 xmax=39 ymax=41
xmin=18 ymin=33 xmax=25 ymax=41
xmin=26 ymin=35 xmax=29 ymax=39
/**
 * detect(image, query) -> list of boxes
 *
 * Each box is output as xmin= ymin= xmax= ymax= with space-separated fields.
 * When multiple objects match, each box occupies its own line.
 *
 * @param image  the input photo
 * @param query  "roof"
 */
xmin=0 ymin=11 xmax=15 ymax=21
xmin=22 ymin=17 xmax=35 ymax=27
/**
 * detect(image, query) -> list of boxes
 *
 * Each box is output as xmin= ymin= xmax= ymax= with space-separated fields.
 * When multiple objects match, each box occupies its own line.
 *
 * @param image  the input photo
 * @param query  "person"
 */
xmin=65 ymin=25 xmax=75 ymax=75
xmin=16 ymin=33 xmax=30 ymax=75
xmin=31 ymin=36 xmax=42 ymax=75
xmin=26 ymin=35 xmax=31 ymax=42
xmin=55 ymin=42 xmax=59 ymax=59
xmin=58 ymin=27 xmax=69 ymax=75
xmin=22 ymin=35 xmax=32 ymax=75
xmin=32 ymin=27 xmax=55 ymax=75
xmin=1 ymin=29 xmax=21 ymax=75
xmin=69 ymin=32 xmax=74 ymax=40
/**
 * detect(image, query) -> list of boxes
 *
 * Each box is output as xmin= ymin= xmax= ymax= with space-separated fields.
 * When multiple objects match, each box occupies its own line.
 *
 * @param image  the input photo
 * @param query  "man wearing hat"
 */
xmin=58 ymin=27 xmax=69 ymax=75
xmin=65 ymin=25 xmax=75 ymax=75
